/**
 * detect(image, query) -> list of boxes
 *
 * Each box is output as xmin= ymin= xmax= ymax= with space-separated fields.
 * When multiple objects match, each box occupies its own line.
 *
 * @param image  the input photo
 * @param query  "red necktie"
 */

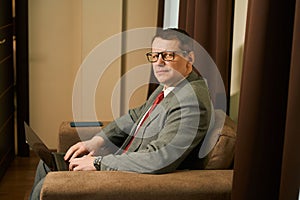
xmin=124 ymin=91 xmax=164 ymax=152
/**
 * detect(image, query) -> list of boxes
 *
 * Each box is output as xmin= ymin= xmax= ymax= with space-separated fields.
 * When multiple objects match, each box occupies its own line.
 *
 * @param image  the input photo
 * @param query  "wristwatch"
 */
xmin=93 ymin=156 xmax=103 ymax=171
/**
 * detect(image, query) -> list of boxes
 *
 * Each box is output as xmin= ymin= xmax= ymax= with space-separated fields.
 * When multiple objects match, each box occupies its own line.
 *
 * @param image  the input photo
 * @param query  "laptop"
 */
xmin=24 ymin=122 xmax=69 ymax=171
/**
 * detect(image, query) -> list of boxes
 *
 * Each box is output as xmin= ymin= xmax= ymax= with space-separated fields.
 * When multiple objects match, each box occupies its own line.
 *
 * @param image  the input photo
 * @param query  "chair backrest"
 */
xmin=200 ymin=109 xmax=237 ymax=169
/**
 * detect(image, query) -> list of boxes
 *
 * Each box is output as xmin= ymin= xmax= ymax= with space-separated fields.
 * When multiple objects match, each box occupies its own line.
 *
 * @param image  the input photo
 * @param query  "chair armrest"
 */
xmin=58 ymin=121 xmax=107 ymax=152
xmin=41 ymin=170 xmax=233 ymax=200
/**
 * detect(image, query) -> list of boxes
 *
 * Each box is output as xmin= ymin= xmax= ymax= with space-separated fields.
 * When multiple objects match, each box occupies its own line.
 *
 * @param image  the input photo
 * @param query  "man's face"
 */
xmin=151 ymin=38 xmax=193 ymax=88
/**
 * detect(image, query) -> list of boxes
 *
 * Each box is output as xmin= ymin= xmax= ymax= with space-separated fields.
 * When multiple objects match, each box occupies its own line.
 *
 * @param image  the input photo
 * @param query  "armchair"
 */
xmin=40 ymin=110 xmax=236 ymax=200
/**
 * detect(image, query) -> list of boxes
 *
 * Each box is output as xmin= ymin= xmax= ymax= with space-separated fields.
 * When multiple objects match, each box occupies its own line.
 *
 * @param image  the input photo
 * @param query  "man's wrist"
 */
xmin=92 ymin=136 xmax=105 ymax=147
xmin=93 ymin=156 xmax=103 ymax=171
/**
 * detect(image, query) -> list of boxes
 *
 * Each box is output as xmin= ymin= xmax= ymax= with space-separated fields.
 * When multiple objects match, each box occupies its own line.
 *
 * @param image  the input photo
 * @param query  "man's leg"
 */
xmin=30 ymin=177 xmax=45 ymax=200
xmin=29 ymin=160 xmax=51 ymax=200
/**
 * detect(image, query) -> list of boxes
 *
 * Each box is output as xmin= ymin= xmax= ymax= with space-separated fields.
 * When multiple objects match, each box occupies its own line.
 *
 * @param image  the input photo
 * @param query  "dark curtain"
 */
xmin=15 ymin=0 xmax=30 ymax=156
xmin=148 ymin=0 xmax=234 ymax=112
xmin=232 ymin=0 xmax=299 ymax=199
xmin=279 ymin=1 xmax=300 ymax=199
xmin=178 ymin=0 xmax=234 ymax=112
xmin=156 ymin=0 xmax=165 ymax=28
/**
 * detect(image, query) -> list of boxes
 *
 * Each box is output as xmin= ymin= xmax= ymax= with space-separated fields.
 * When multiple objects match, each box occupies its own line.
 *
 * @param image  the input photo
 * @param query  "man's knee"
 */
xmin=36 ymin=160 xmax=51 ymax=175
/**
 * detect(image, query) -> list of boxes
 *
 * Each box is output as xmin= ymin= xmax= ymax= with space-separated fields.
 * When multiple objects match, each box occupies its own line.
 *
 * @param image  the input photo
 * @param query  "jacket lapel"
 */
xmin=127 ymin=93 xmax=174 ymax=152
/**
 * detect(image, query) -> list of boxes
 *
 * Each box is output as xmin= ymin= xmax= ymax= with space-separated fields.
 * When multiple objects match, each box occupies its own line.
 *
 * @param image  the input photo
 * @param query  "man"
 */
xmin=30 ymin=28 xmax=213 ymax=199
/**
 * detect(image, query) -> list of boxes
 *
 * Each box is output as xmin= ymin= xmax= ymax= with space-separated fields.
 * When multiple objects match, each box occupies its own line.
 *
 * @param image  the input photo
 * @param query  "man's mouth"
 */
xmin=155 ymin=69 xmax=169 ymax=74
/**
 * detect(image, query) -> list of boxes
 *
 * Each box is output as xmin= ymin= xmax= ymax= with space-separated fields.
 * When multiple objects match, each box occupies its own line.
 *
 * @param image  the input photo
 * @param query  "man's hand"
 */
xmin=69 ymin=154 xmax=97 ymax=171
xmin=64 ymin=136 xmax=104 ymax=161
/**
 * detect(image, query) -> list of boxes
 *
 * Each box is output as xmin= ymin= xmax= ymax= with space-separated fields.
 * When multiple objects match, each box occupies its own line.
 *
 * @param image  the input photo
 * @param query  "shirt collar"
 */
xmin=163 ymin=86 xmax=175 ymax=97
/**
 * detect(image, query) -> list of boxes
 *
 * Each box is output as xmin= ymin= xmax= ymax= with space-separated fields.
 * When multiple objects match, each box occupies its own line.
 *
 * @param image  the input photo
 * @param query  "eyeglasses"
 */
xmin=146 ymin=51 xmax=188 ymax=63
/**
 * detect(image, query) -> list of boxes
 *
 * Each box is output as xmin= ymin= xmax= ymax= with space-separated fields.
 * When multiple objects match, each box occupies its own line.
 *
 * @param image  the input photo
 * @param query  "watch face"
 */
xmin=94 ymin=156 xmax=102 ymax=170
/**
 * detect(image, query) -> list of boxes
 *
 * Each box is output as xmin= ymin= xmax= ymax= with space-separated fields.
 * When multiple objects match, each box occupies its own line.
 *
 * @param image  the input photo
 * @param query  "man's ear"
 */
xmin=187 ymin=51 xmax=195 ymax=64
xmin=186 ymin=51 xmax=195 ymax=74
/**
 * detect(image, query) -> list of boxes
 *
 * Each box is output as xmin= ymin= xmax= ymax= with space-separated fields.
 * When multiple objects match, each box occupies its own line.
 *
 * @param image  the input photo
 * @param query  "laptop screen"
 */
xmin=24 ymin=122 xmax=56 ymax=170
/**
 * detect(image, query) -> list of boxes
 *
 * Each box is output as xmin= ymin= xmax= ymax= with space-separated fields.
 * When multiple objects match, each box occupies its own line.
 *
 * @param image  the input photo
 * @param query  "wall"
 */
xmin=29 ymin=0 xmax=82 ymax=149
xmin=229 ymin=0 xmax=248 ymax=122
xmin=122 ymin=0 xmax=158 ymax=113
xmin=163 ymin=0 xmax=179 ymax=28
xmin=28 ymin=0 xmax=158 ymax=149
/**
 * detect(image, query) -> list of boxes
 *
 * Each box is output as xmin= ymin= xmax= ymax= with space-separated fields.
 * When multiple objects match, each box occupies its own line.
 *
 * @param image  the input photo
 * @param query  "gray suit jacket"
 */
xmin=97 ymin=71 xmax=212 ymax=173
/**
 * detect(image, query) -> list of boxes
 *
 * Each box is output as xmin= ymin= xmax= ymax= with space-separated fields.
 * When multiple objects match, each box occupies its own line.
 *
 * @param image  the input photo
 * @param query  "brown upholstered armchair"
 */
xmin=40 ymin=110 xmax=236 ymax=200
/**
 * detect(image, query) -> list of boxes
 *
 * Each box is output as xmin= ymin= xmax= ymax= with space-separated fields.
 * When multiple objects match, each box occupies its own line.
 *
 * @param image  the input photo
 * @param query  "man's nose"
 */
xmin=156 ymin=54 xmax=165 ymax=64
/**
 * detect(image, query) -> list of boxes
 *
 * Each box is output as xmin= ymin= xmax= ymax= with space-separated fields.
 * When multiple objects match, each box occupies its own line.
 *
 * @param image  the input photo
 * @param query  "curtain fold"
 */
xmin=232 ymin=0 xmax=298 ymax=199
xmin=179 ymin=0 xmax=234 ymax=112
xmin=279 ymin=0 xmax=300 ymax=199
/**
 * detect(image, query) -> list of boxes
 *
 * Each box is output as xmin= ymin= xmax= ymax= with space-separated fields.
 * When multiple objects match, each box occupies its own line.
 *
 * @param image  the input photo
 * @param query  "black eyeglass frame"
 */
xmin=145 ymin=51 xmax=188 ymax=63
